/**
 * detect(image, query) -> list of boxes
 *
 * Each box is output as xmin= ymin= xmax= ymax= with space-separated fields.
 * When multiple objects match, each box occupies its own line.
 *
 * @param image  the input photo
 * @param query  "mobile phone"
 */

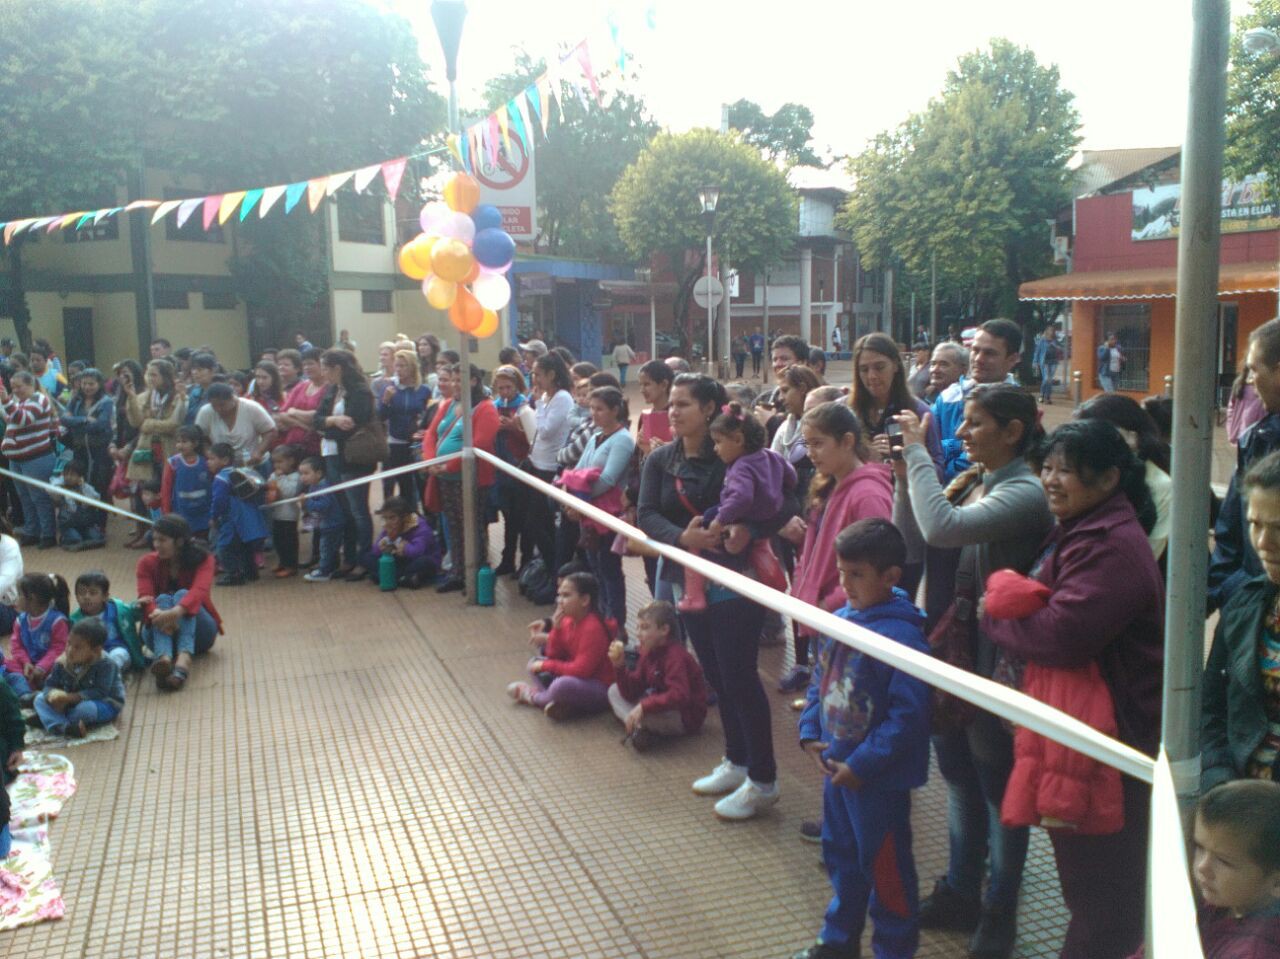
xmin=886 ymin=420 xmax=904 ymax=460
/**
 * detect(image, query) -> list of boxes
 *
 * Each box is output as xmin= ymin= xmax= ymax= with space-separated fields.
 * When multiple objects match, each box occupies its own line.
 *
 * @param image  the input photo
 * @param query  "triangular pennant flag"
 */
xmin=526 ymin=84 xmax=545 ymax=136
xmin=76 ymin=213 xmax=97 ymax=230
xmin=93 ymin=208 xmax=121 ymax=226
xmin=545 ymin=74 xmax=564 ymax=123
xmin=218 ymin=191 xmax=246 ymax=225
xmin=306 ymin=178 xmax=326 ymax=213
xmin=353 ymin=164 xmax=380 ymax=194
xmin=486 ymin=115 xmax=501 ymax=166
xmin=259 ymin=185 xmax=287 ymax=218
xmin=576 ymin=42 xmax=602 ymax=105
xmin=176 ymin=198 xmax=202 ymax=229
xmin=459 ymin=132 xmax=472 ymax=173
xmin=28 ymin=217 xmax=57 ymax=232
xmin=2 ymin=223 xmax=18 ymax=245
xmin=496 ymin=108 xmax=512 ymax=155
xmin=46 ymin=216 xmax=69 ymax=234
xmin=152 ymin=200 xmax=182 ymax=225
xmin=447 ymin=135 xmax=464 ymax=169
xmin=124 ymin=200 xmax=160 ymax=212
xmin=239 ymin=188 xmax=263 ymax=221
xmin=325 ymin=171 xmax=355 ymax=197
xmin=283 ymin=182 xmax=308 ymax=214
xmin=608 ymin=14 xmax=626 ymax=71
xmin=201 ymin=195 xmax=222 ymax=231
xmin=381 ymin=158 xmax=407 ymax=201
xmin=515 ymin=94 xmax=534 ymax=149
xmin=61 ymin=212 xmax=86 ymax=230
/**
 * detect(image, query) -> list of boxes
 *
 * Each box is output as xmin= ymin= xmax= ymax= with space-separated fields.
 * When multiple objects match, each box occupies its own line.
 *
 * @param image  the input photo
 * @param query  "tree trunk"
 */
xmin=5 ymin=240 xmax=32 ymax=352
xmin=670 ymin=248 xmax=705 ymax=357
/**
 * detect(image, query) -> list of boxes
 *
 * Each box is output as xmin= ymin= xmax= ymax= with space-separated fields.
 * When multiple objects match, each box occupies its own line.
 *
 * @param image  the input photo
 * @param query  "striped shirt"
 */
xmin=1 ymin=392 xmax=56 ymax=460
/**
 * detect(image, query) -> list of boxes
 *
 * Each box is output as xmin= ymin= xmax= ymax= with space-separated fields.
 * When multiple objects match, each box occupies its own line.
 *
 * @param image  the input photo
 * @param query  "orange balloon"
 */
xmin=461 ymin=259 xmax=481 ymax=285
xmin=431 ymin=238 xmax=474 ymax=283
xmin=398 ymin=239 xmax=429 ymax=280
xmin=443 ymin=173 xmax=481 ymax=214
xmin=473 ymin=309 xmax=499 ymax=339
xmin=449 ymin=288 xmax=484 ymax=333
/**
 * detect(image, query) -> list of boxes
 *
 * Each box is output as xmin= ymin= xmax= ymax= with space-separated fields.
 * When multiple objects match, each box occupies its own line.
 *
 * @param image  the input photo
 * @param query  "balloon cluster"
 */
xmin=397 ymin=172 xmax=516 ymax=339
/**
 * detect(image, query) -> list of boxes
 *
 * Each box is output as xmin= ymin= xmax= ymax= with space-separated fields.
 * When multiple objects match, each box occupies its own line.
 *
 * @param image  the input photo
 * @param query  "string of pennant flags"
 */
xmin=0 ymin=16 xmax=647 ymax=248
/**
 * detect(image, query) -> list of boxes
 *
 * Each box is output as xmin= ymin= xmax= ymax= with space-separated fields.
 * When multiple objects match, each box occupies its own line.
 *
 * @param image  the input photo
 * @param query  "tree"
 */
xmin=1226 ymin=0 xmax=1280 ymax=190
xmin=481 ymin=52 xmax=658 ymax=260
xmin=725 ymin=99 xmax=822 ymax=167
xmin=839 ymin=39 xmax=1080 ymax=325
xmin=611 ymin=129 xmax=796 ymax=352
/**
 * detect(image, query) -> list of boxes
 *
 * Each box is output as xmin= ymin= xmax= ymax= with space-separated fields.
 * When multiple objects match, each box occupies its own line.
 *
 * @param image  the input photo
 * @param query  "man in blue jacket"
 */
xmin=932 ymin=319 xmax=1021 ymax=481
xmin=793 ymin=518 xmax=931 ymax=959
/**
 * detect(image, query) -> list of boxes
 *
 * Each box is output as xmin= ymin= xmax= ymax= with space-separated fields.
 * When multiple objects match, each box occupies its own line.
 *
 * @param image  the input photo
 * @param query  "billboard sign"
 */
xmin=474 ymin=138 xmax=537 ymax=243
xmin=1132 ymin=174 xmax=1280 ymax=241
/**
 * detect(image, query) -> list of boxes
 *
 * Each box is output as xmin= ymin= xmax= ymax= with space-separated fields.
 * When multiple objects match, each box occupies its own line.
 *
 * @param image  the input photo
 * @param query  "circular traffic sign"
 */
xmin=473 ymin=138 xmax=530 ymax=191
xmin=693 ymin=275 xmax=725 ymax=309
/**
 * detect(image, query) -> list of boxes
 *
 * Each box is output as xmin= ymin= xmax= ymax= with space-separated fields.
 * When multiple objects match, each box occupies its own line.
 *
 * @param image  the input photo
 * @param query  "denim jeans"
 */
xmin=933 ymin=713 xmax=1028 ymax=911
xmin=3 ymin=670 xmax=31 ymax=698
xmin=218 ymin=537 xmax=263 ymax=582
xmin=1099 ymin=373 xmax=1117 ymax=393
xmin=588 ymin=536 xmax=627 ymax=631
xmin=1040 ymin=363 xmax=1057 ymax=402
xmin=105 ymin=645 xmax=132 ymax=674
xmin=33 ymin=692 xmax=119 ymax=734
xmin=12 ymin=451 xmax=56 ymax=541
xmin=59 ymin=512 xmax=104 ymax=546
xmin=617 ymin=363 xmax=629 ymax=386
xmin=315 ymin=528 xmax=343 ymax=576
xmin=324 ymin=456 xmax=373 ymax=566
xmin=144 ymin=590 xmax=218 ymax=659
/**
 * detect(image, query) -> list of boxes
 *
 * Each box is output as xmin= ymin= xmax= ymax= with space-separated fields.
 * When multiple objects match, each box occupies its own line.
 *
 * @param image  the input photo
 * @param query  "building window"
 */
xmin=338 ymin=193 xmax=386 ymax=245
xmin=361 ymin=290 xmax=392 ymax=313
xmin=1097 ymin=304 xmax=1151 ymax=392
xmin=154 ymin=290 xmax=189 ymax=310
xmin=64 ymin=217 xmax=120 ymax=244
xmin=203 ymin=292 xmax=237 ymax=310
xmin=164 ymin=191 xmax=225 ymax=244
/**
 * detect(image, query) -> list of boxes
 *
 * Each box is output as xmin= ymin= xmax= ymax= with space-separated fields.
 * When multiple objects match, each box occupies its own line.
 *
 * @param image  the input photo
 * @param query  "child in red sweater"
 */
xmin=507 ymin=572 xmax=614 ymax=720
xmin=607 ymin=601 xmax=707 ymax=751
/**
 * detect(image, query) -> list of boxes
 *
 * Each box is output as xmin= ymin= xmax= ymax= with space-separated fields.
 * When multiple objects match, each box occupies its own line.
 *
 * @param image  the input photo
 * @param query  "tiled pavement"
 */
xmin=1 ymin=515 xmax=1074 ymax=959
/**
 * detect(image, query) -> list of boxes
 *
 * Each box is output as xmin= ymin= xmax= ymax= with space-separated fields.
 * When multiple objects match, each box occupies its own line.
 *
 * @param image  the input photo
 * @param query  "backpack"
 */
xmin=517 ymin=557 xmax=557 ymax=606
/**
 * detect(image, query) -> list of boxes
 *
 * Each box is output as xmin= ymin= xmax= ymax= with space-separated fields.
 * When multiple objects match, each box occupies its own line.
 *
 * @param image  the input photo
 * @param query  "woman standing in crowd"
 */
xmin=137 ymin=514 xmax=222 ymax=692
xmin=983 ymin=419 xmax=1163 ymax=959
xmin=109 ymin=360 xmax=146 ymax=547
xmin=416 ymin=334 xmax=441 ymax=393
xmin=492 ymin=366 xmax=535 ymax=576
xmin=771 ymin=364 xmax=822 ymax=503
xmin=639 ymin=373 xmax=789 ymax=821
xmin=124 ymin=358 xmax=184 ymax=487
xmin=314 ymin=349 xmax=376 ymax=581
xmin=0 ymin=372 xmax=59 ymax=548
xmin=849 ymin=332 xmax=944 ymax=477
xmin=275 ymin=349 xmax=302 ymax=394
xmin=523 ymin=352 xmax=576 ymax=571
xmin=61 ymin=368 xmax=115 ymax=531
xmin=370 ymin=341 xmax=398 ymax=397
xmin=379 ymin=349 xmax=431 ymax=502
xmin=252 ymin=360 xmax=284 ymax=415
xmin=892 ymin=385 xmax=1052 ymax=958
xmin=275 ymin=347 xmax=326 ymax=456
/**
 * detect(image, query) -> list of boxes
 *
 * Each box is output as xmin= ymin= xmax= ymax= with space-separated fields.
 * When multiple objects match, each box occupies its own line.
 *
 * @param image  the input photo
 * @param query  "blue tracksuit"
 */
xmin=211 ymin=467 xmax=269 ymax=580
xmin=799 ymin=589 xmax=931 ymax=959
xmin=168 ymin=454 xmax=211 ymax=534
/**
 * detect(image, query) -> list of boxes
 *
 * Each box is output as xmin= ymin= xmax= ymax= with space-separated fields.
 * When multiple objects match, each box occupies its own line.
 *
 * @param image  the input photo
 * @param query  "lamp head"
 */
xmin=1244 ymin=27 xmax=1280 ymax=58
xmin=430 ymin=0 xmax=468 ymax=81
xmin=698 ymin=185 xmax=720 ymax=215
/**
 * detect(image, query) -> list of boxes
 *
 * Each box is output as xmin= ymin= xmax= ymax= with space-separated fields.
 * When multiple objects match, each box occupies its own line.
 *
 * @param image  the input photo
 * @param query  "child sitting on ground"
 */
xmin=793 ymin=517 xmax=931 ymax=959
xmin=29 ymin=619 xmax=124 ymax=738
xmin=606 ymin=600 xmax=707 ymax=751
xmin=1 ymin=573 xmax=71 ymax=706
xmin=161 ymin=425 xmax=211 ymax=540
xmin=679 ymin=401 xmax=794 ymax=612
xmin=265 ymin=444 xmax=302 ymax=578
xmin=51 ymin=459 xmax=105 ymax=551
xmin=508 ymin=571 xmax=615 ymax=720
xmin=71 ymin=570 xmax=144 ymax=675
xmin=0 ymin=679 xmax=22 ymax=857
xmin=362 ymin=496 xmax=440 ymax=589
xmin=207 ymin=442 xmax=269 ymax=586
xmin=299 ymin=456 xmax=344 ymax=583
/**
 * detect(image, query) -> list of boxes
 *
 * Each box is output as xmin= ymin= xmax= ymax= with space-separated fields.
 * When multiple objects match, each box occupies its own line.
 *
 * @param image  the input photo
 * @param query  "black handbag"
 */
xmin=927 ymin=565 xmax=980 ymax=735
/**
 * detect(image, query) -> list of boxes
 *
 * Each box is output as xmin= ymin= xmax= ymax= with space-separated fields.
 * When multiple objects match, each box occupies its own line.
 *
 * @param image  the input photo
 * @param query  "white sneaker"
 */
xmin=714 ymin=779 xmax=780 ymax=821
xmin=691 ymin=759 xmax=748 ymax=796
xmin=303 ymin=569 xmax=332 ymax=582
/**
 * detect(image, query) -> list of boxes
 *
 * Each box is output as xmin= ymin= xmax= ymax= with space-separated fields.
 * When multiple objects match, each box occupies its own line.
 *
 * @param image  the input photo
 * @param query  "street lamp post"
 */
xmin=635 ymin=267 xmax=655 ymax=361
xmin=431 ymin=0 xmax=481 ymax=602
xmin=699 ymin=185 xmax=719 ymax=373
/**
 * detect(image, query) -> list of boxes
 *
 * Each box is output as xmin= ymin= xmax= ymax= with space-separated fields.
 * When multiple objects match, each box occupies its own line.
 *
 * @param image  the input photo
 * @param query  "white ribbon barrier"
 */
xmin=265 ymin=451 xmax=462 ymax=509
xmin=1148 ymin=750 xmax=1203 ymax=959
xmin=476 ymin=447 xmax=1156 ymax=784
xmin=0 ymin=464 xmax=154 ymax=526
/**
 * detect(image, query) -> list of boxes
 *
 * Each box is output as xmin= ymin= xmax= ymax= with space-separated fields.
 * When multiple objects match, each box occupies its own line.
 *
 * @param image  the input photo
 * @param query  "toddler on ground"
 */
xmin=51 ymin=460 xmax=105 ymax=551
xmin=607 ymin=600 xmax=707 ymax=751
xmin=362 ymin=496 xmax=440 ymax=589
xmin=1 ymin=573 xmax=70 ymax=706
xmin=30 ymin=619 xmax=124 ymax=738
xmin=71 ymin=570 xmax=144 ymax=674
xmin=265 ymin=444 xmax=302 ymax=578
xmin=678 ymin=401 xmax=794 ymax=612
xmin=299 ymin=456 xmax=344 ymax=582
xmin=161 ymin=424 xmax=211 ymax=539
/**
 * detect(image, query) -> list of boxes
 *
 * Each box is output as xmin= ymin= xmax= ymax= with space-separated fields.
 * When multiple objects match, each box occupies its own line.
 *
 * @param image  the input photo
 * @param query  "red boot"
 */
xmin=749 ymin=539 xmax=788 ymax=592
xmin=677 ymin=566 xmax=709 ymax=613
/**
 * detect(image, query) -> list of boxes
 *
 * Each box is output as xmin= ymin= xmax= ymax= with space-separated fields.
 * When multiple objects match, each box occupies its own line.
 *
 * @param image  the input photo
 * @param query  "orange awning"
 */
xmin=1018 ymin=261 xmax=1280 ymax=301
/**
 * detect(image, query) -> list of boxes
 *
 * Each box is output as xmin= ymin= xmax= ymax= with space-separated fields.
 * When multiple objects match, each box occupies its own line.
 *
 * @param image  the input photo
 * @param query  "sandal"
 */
xmin=165 ymin=667 xmax=188 ymax=691
xmin=150 ymin=657 xmax=173 ymax=680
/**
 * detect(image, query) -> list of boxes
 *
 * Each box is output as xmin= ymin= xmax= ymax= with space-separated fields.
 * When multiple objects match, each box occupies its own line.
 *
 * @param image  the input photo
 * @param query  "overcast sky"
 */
xmin=388 ymin=0 xmax=1203 ymax=161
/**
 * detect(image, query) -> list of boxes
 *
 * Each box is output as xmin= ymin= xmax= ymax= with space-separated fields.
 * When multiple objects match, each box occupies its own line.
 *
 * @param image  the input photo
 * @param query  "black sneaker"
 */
xmin=24 ymin=714 xmax=42 ymax=729
xmin=790 ymin=942 xmax=859 ymax=959
xmin=629 ymin=728 xmax=656 ymax=753
xmin=969 ymin=906 xmax=1017 ymax=959
xmin=799 ymin=819 xmax=823 ymax=844
xmin=918 ymin=877 xmax=981 ymax=932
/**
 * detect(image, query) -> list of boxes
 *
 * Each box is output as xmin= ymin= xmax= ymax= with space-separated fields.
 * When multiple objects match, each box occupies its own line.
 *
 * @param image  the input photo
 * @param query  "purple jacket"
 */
xmin=982 ymin=491 xmax=1165 ymax=754
xmin=375 ymin=515 xmax=440 ymax=566
xmin=714 ymin=448 xmax=797 ymax=526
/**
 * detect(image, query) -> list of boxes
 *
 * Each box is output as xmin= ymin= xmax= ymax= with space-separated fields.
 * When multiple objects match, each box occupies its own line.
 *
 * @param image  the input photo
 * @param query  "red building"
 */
xmin=1019 ymin=148 xmax=1279 ymax=403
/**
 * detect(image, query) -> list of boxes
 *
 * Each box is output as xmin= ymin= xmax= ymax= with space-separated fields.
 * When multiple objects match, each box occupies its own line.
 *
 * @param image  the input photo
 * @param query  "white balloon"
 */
xmin=418 ymin=201 xmax=450 ymax=235
xmin=472 ymin=271 xmax=512 ymax=311
xmin=436 ymin=211 xmax=476 ymax=245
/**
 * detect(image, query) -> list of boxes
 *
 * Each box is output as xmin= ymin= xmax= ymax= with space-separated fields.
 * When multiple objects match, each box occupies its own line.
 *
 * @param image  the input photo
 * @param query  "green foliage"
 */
xmin=1226 ymin=0 xmax=1280 ymax=190
xmin=839 ymin=38 xmax=1080 ymax=323
xmin=611 ymin=129 xmax=796 ymax=348
xmin=725 ymin=99 xmax=821 ymax=167
xmin=481 ymin=52 xmax=658 ymax=261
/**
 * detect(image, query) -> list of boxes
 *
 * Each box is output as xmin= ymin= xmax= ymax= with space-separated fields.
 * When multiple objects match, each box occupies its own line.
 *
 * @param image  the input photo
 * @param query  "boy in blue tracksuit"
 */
xmin=793 ymin=517 xmax=931 ymax=959
xmin=207 ymin=442 xmax=269 ymax=586
xmin=299 ymin=456 xmax=345 ymax=582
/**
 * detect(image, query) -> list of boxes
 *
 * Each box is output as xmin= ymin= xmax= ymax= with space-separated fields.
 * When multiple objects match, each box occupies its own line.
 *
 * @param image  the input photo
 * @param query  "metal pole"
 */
xmin=706 ymin=232 xmax=714 ymax=373
xmin=720 ymin=255 xmax=732 ymax=379
xmin=1165 ymin=0 xmax=1229 ymax=817
xmin=930 ymin=251 xmax=938 ymax=343
xmin=762 ymin=267 xmax=770 ymax=383
xmin=648 ymin=281 xmax=656 ymax=363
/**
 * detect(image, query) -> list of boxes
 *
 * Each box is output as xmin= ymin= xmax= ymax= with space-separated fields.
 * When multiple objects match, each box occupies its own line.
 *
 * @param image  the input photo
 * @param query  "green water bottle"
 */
xmin=378 ymin=552 xmax=398 ymax=591
xmin=477 ymin=565 xmax=495 ymax=606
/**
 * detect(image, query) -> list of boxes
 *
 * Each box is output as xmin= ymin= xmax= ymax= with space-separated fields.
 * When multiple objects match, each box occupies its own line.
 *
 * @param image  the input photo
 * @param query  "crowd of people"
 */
xmin=0 ymin=316 xmax=1276 ymax=959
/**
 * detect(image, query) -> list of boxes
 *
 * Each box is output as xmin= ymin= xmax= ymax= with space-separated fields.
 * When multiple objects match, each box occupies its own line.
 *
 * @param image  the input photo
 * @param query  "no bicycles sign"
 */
xmin=476 ymin=140 xmax=537 ymax=242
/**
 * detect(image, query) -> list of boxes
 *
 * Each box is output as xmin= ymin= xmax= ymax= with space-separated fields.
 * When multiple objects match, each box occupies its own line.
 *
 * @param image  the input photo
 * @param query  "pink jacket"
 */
xmin=791 ymin=463 xmax=893 ymax=618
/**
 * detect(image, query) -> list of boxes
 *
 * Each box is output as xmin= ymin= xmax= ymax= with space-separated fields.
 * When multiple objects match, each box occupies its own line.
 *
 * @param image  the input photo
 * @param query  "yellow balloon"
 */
xmin=425 ymin=276 xmax=457 ymax=310
xmin=443 ymin=173 xmax=481 ymax=214
xmin=409 ymin=235 xmax=437 ymax=272
xmin=473 ymin=308 xmax=499 ymax=339
xmin=431 ymin=238 xmax=474 ymax=283
xmin=398 ymin=239 xmax=429 ymax=280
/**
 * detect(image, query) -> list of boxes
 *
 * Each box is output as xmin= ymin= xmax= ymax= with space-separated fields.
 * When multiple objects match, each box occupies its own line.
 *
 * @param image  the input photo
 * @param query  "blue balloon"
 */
xmin=473 ymin=227 xmax=516 ymax=269
xmin=471 ymin=204 xmax=503 ymax=232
